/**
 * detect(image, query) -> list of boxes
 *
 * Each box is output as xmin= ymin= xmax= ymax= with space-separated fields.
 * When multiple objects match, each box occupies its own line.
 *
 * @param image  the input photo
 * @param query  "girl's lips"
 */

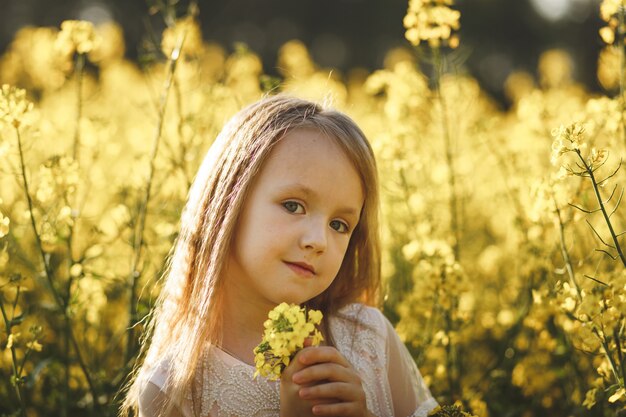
xmin=284 ymin=261 xmax=316 ymax=277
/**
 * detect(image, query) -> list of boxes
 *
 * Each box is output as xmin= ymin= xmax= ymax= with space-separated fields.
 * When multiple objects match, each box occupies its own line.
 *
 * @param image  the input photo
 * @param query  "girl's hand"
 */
xmin=280 ymin=347 xmax=334 ymax=417
xmin=291 ymin=346 xmax=371 ymax=417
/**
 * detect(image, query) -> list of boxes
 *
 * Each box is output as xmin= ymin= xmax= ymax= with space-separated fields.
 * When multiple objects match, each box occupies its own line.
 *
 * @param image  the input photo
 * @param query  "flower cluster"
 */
xmin=550 ymin=122 xmax=588 ymax=165
xmin=161 ymin=16 xmax=204 ymax=58
xmin=55 ymin=20 xmax=100 ymax=56
xmin=403 ymin=0 xmax=461 ymax=48
xmin=2 ymin=1 xmax=626 ymax=414
xmin=0 ymin=204 xmax=9 ymax=239
xmin=253 ymin=302 xmax=323 ymax=381
xmin=428 ymin=404 xmax=478 ymax=417
xmin=598 ymin=0 xmax=624 ymax=44
xmin=0 ymin=84 xmax=33 ymax=129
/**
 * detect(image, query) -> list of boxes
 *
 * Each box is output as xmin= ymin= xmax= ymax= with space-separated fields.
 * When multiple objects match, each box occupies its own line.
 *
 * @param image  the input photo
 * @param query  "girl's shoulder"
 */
xmin=334 ymin=302 xmax=388 ymax=324
xmin=331 ymin=303 xmax=390 ymax=342
xmin=137 ymin=354 xmax=196 ymax=417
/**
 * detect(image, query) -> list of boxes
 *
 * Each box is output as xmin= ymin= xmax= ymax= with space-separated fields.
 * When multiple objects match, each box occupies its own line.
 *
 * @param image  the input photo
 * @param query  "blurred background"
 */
xmin=3 ymin=0 xmax=626 ymax=416
xmin=0 ymin=0 xmax=606 ymax=106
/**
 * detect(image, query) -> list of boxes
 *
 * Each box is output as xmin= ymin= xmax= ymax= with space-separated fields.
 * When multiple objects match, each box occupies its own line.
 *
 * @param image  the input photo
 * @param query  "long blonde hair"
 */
xmin=120 ymin=95 xmax=380 ymax=416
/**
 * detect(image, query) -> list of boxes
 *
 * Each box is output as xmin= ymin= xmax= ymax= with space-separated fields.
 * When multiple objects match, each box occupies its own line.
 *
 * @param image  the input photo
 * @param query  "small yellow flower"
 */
xmin=6 ymin=333 xmax=20 ymax=350
xmin=600 ymin=0 xmax=621 ymax=22
xmin=308 ymin=309 xmax=323 ymax=325
xmin=253 ymin=303 xmax=324 ymax=380
xmin=161 ymin=16 xmax=203 ymax=58
xmin=0 ymin=211 xmax=9 ymax=238
xmin=608 ymin=387 xmax=626 ymax=403
xmin=583 ymin=388 xmax=598 ymax=409
xmin=599 ymin=26 xmax=615 ymax=44
xmin=550 ymin=122 xmax=587 ymax=165
xmin=55 ymin=20 xmax=100 ymax=56
xmin=70 ymin=263 xmax=83 ymax=278
xmin=26 ymin=341 xmax=43 ymax=352
xmin=0 ymin=84 xmax=33 ymax=129
xmin=403 ymin=0 xmax=461 ymax=48
xmin=589 ymin=148 xmax=607 ymax=165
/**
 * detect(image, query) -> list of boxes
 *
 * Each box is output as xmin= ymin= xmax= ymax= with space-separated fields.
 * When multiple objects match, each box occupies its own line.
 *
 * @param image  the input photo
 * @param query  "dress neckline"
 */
xmin=213 ymin=345 xmax=256 ymax=369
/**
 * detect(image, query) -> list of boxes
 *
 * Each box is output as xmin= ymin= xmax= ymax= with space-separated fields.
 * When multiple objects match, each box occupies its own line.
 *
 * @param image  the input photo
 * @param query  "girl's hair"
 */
xmin=119 ymin=94 xmax=380 ymax=416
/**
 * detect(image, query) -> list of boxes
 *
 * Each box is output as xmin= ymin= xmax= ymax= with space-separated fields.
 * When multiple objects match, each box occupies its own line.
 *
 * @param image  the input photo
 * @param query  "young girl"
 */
xmin=120 ymin=95 xmax=438 ymax=417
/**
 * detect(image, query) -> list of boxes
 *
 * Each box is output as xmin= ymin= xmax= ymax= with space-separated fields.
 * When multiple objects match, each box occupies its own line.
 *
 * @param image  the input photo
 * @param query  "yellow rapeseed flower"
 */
xmin=0 ymin=84 xmax=33 ymax=129
xmin=6 ymin=333 xmax=20 ymax=350
xmin=598 ymin=0 xmax=624 ymax=45
xmin=600 ymin=0 xmax=621 ymax=22
xmin=403 ymin=0 xmax=461 ymax=48
xmin=26 ymin=341 xmax=43 ymax=352
xmin=56 ymin=20 xmax=100 ymax=56
xmin=608 ymin=387 xmax=626 ymax=403
xmin=161 ymin=16 xmax=203 ymax=58
xmin=550 ymin=122 xmax=587 ymax=165
xmin=0 ymin=211 xmax=9 ymax=238
xmin=253 ymin=302 xmax=323 ymax=380
xmin=597 ymin=46 xmax=621 ymax=89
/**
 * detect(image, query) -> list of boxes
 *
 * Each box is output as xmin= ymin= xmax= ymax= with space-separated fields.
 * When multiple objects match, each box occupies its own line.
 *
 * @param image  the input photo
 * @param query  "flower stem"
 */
xmin=594 ymin=326 xmax=622 ymax=386
xmin=0 ymin=293 xmax=27 ymax=417
xmin=432 ymin=48 xmax=461 ymax=260
xmin=576 ymin=150 xmax=626 ymax=267
xmin=618 ymin=6 xmax=626 ymax=146
xmin=554 ymin=200 xmax=582 ymax=300
xmin=125 ymin=33 xmax=185 ymax=366
xmin=14 ymin=128 xmax=100 ymax=410
xmin=614 ymin=324 xmax=626 ymax=388
xmin=73 ymin=53 xmax=84 ymax=161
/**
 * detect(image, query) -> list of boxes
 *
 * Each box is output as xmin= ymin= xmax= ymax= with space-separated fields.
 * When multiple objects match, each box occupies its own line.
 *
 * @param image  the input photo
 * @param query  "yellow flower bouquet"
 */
xmin=428 ymin=404 xmax=478 ymax=417
xmin=253 ymin=303 xmax=324 ymax=380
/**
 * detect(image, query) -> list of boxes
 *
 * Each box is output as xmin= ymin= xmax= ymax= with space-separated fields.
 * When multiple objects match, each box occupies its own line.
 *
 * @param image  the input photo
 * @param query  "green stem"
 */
xmin=614 ymin=323 xmax=626 ymax=387
xmin=62 ymin=239 xmax=74 ymax=417
xmin=0 ymin=294 xmax=27 ymax=417
xmin=432 ymin=48 xmax=461 ymax=260
xmin=594 ymin=326 xmax=622 ymax=385
xmin=125 ymin=34 xmax=185 ymax=366
xmin=15 ymin=129 xmax=56 ymax=302
xmin=576 ymin=150 xmax=626 ymax=267
xmin=618 ymin=7 xmax=626 ymax=146
xmin=73 ymin=53 xmax=84 ymax=161
xmin=14 ymin=128 xmax=100 ymax=410
xmin=553 ymin=200 xmax=582 ymax=300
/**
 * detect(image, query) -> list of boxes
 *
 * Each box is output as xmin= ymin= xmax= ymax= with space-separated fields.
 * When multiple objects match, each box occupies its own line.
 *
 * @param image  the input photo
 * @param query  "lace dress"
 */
xmin=140 ymin=304 xmax=438 ymax=417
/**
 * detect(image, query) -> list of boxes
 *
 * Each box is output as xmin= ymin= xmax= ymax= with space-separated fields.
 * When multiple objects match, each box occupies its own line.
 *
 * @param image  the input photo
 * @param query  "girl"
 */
xmin=120 ymin=95 xmax=438 ymax=417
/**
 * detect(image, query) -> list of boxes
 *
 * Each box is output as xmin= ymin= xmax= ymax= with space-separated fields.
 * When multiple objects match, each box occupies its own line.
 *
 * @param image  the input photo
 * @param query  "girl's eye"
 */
xmin=330 ymin=220 xmax=349 ymax=233
xmin=283 ymin=201 xmax=304 ymax=214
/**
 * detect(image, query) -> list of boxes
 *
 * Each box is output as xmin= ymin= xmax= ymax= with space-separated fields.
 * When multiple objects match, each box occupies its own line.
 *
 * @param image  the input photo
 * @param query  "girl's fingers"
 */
xmin=292 ymin=362 xmax=356 ymax=385
xmin=297 ymin=346 xmax=350 ymax=368
xmin=299 ymin=381 xmax=363 ymax=402
xmin=311 ymin=401 xmax=362 ymax=416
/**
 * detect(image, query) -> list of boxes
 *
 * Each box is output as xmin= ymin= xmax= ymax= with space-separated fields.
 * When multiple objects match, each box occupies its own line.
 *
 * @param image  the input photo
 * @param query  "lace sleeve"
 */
xmin=138 ymin=360 xmax=193 ymax=417
xmin=138 ymin=380 xmax=185 ymax=417
xmin=384 ymin=315 xmax=438 ymax=417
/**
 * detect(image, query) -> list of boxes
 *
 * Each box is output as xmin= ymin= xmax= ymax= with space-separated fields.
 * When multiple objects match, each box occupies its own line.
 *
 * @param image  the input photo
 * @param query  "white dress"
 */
xmin=141 ymin=303 xmax=438 ymax=417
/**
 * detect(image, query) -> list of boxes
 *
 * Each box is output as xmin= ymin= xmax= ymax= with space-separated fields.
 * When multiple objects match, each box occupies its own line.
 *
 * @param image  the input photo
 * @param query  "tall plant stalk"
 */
xmin=554 ymin=202 xmax=582 ymax=300
xmin=72 ymin=53 xmax=84 ymax=161
xmin=574 ymin=149 xmax=626 ymax=267
xmin=14 ymin=127 xmax=100 ymax=411
xmin=432 ymin=48 xmax=461 ymax=261
xmin=60 ymin=50 xmax=85 ymax=417
xmin=430 ymin=47 xmax=461 ymax=400
xmin=125 ymin=34 xmax=185 ymax=367
xmin=0 ymin=290 xmax=27 ymax=417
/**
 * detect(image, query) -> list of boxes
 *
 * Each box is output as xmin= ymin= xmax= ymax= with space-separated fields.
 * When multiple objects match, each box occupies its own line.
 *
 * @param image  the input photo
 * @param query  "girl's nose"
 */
xmin=299 ymin=219 xmax=327 ymax=253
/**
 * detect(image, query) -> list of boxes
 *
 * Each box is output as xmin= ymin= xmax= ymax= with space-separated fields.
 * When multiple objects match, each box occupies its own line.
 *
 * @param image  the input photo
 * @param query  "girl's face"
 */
xmin=226 ymin=128 xmax=364 ymax=308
